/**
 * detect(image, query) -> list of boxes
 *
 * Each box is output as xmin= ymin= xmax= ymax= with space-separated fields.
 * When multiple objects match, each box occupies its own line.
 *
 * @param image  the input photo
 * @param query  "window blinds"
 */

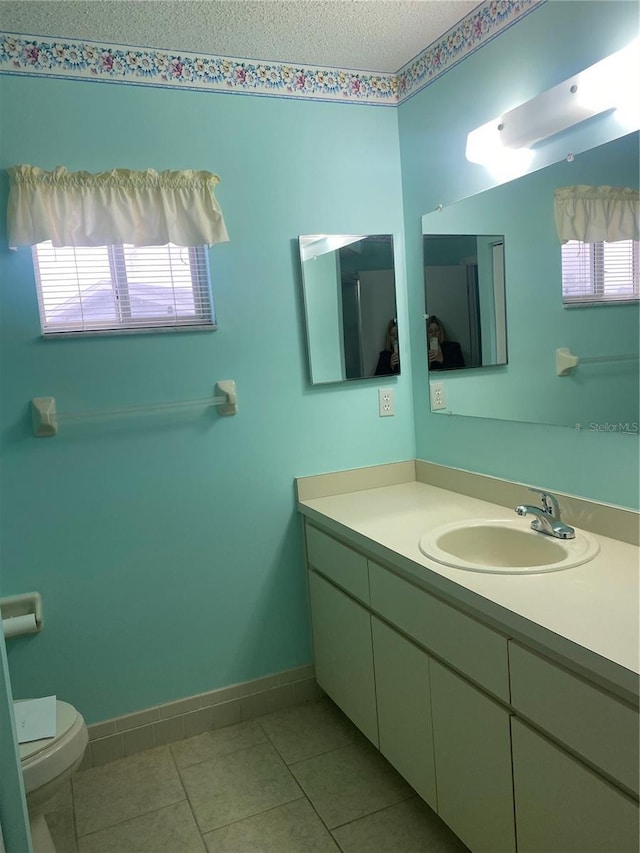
xmin=33 ymin=242 xmax=215 ymax=334
xmin=561 ymin=239 xmax=639 ymax=305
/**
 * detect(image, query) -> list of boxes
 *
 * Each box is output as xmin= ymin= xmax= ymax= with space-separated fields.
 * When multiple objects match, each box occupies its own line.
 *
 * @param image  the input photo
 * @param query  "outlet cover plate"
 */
xmin=430 ymin=381 xmax=446 ymax=410
xmin=378 ymin=388 xmax=395 ymax=417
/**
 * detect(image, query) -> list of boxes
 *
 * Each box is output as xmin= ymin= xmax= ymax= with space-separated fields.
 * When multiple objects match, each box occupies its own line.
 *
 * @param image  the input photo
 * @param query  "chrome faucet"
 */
xmin=515 ymin=489 xmax=575 ymax=539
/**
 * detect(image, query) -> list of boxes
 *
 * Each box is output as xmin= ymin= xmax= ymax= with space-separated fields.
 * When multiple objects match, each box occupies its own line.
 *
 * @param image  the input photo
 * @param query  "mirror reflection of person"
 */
xmin=427 ymin=315 xmax=465 ymax=370
xmin=375 ymin=318 xmax=400 ymax=376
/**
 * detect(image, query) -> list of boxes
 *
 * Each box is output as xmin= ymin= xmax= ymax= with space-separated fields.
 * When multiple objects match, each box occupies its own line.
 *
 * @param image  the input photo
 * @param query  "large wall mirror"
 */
xmin=299 ymin=235 xmax=399 ymax=384
xmin=422 ymin=131 xmax=639 ymax=432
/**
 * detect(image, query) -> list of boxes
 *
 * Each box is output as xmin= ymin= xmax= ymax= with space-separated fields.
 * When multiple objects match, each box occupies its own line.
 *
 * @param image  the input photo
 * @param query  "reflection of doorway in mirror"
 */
xmin=338 ymin=242 xmax=397 ymax=378
xmin=424 ymin=264 xmax=481 ymax=367
xmin=358 ymin=269 xmax=397 ymax=376
xmin=341 ymin=273 xmax=363 ymax=380
xmin=492 ymin=241 xmax=507 ymax=364
xmin=424 ymin=233 xmax=507 ymax=371
xmin=339 ymin=266 xmax=397 ymax=379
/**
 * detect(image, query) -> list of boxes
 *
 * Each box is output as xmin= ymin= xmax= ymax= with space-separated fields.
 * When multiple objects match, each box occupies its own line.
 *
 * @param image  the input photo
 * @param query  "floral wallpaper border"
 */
xmin=397 ymin=0 xmax=545 ymax=102
xmin=0 ymin=0 xmax=544 ymax=105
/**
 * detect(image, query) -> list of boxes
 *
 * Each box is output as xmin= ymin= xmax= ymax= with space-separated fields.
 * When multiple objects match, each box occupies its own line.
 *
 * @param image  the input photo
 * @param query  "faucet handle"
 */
xmin=528 ymin=488 xmax=560 ymax=517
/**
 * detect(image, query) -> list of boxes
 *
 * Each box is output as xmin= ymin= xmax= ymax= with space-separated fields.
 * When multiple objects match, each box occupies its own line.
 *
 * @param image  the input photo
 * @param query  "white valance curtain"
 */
xmin=7 ymin=165 xmax=230 ymax=248
xmin=554 ymin=185 xmax=639 ymax=244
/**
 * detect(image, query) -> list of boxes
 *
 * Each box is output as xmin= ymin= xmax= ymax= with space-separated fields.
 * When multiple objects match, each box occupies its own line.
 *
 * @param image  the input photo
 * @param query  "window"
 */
xmin=561 ymin=239 xmax=639 ymax=306
xmin=32 ymin=242 xmax=215 ymax=335
xmin=8 ymin=164 xmax=228 ymax=336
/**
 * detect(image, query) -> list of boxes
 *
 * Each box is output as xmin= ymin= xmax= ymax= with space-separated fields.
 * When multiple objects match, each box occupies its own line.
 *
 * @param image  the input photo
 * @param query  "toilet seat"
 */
xmin=19 ymin=700 xmax=88 ymax=803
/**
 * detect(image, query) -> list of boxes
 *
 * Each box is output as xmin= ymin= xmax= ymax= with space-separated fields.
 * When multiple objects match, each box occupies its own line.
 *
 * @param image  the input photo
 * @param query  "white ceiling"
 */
xmin=0 ymin=0 xmax=480 ymax=73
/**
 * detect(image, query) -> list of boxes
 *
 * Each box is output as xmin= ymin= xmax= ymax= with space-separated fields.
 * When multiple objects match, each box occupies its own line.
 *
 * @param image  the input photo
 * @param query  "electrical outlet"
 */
xmin=430 ymin=381 xmax=446 ymax=410
xmin=378 ymin=388 xmax=395 ymax=417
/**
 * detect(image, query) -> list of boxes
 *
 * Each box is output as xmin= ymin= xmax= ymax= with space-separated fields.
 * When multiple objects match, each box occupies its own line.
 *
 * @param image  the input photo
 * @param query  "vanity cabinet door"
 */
xmin=430 ymin=660 xmax=516 ymax=853
xmin=305 ymin=523 xmax=369 ymax=604
xmin=512 ymin=718 xmax=639 ymax=853
xmin=509 ymin=641 xmax=639 ymax=794
xmin=308 ymin=570 xmax=378 ymax=746
xmin=371 ymin=616 xmax=437 ymax=811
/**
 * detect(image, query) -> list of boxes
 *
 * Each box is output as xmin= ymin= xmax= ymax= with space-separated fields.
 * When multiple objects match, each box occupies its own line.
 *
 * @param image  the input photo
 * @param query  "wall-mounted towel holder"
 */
xmin=556 ymin=348 xmax=639 ymax=376
xmin=31 ymin=380 xmax=238 ymax=436
xmin=1 ymin=592 xmax=42 ymax=639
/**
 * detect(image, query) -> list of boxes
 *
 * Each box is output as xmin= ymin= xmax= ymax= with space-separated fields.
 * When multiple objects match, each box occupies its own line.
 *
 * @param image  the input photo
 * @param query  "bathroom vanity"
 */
xmin=296 ymin=462 xmax=639 ymax=853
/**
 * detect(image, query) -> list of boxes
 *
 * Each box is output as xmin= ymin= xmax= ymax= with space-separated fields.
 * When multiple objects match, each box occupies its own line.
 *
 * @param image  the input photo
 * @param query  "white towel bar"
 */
xmin=31 ymin=380 xmax=237 ymax=436
xmin=556 ymin=348 xmax=638 ymax=376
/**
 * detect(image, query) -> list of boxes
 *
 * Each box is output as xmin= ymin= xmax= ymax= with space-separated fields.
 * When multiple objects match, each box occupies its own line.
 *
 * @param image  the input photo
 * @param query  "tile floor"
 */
xmin=42 ymin=697 xmax=470 ymax=852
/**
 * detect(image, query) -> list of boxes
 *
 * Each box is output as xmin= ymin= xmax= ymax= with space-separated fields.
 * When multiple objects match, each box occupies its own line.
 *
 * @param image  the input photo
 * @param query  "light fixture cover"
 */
xmin=466 ymin=38 xmax=640 ymax=171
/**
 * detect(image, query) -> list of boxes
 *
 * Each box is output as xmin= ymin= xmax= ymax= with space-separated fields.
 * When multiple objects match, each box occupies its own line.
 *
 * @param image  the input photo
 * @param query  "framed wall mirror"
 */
xmin=422 ymin=131 xmax=639 ymax=432
xmin=299 ymin=234 xmax=399 ymax=384
xmin=424 ymin=234 xmax=507 ymax=371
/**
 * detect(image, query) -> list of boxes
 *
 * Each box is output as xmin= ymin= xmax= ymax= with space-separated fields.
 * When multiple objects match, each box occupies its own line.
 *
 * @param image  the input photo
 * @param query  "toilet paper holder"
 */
xmin=1 ymin=592 xmax=42 ymax=638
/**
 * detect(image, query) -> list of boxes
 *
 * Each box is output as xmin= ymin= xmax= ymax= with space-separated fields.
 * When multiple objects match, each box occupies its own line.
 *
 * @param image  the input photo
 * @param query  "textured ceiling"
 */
xmin=0 ymin=0 xmax=480 ymax=73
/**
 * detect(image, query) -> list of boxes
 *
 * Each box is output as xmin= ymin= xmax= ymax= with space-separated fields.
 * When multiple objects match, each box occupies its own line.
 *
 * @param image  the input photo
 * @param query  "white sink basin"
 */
xmin=419 ymin=519 xmax=600 ymax=574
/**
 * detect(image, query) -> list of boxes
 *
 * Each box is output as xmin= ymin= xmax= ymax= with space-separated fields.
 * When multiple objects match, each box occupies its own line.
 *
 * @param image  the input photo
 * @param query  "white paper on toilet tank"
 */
xmin=13 ymin=696 xmax=56 ymax=743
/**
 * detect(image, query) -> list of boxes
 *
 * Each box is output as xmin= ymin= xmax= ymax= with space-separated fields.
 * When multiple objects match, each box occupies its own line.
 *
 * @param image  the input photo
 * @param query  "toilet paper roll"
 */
xmin=3 ymin=614 xmax=37 ymax=639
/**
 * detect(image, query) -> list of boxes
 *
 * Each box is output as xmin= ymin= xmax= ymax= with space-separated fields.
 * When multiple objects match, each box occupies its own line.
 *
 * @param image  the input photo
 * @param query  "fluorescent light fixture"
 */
xmin=466 ymin=38 xmax=640 ymax=175
xmin=465 ymin=121 xmax=534 ymax=179
xmin=575 ymin=38 xmax=639 ymax=125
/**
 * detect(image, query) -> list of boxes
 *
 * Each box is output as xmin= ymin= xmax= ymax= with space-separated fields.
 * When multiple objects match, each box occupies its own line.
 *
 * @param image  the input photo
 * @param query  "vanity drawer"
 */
xmin=512 ymin=718 xmax=639 ymax=853
xmin=369 ymin=562 xmax=510 ymax=701
xmin=509 ymin=641 xmax=639 ymax=795
xmin=305 ymin=524 xmax=369 ymax=604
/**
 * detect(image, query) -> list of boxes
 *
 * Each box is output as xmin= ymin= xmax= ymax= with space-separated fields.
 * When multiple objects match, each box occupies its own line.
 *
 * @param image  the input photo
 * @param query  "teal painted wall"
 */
xmin=399 ymin=0 xmax=640 ymax=508
xmin=0 ymin=75 xmax=414 ymax=723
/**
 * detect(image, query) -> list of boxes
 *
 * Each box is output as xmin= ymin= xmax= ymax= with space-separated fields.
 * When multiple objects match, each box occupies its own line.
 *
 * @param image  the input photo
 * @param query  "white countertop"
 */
xmin=298 ymin=481 xmax=640 ymax=703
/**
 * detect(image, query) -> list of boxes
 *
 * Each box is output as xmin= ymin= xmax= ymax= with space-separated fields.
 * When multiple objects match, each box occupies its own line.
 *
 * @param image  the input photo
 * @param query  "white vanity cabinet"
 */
xmin=369 ymin=560 xmax=516 ymax=853
xmin=305 ymin=527 xmax=378 ymax=747
xmin=371 ymin=615 xmax=437 ymax=810
xmin=302 ymin=519 xmax=639 ymax=853
xmin=430 ymin=660 xmax=516 ymax=853
xmin=509 ymin=641 xmax=639 ymax=853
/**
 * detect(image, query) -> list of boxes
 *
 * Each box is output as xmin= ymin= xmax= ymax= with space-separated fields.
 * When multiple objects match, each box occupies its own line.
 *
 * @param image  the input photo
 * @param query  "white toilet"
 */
xmin=19 ymin=700 xmax=88 ymax=852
